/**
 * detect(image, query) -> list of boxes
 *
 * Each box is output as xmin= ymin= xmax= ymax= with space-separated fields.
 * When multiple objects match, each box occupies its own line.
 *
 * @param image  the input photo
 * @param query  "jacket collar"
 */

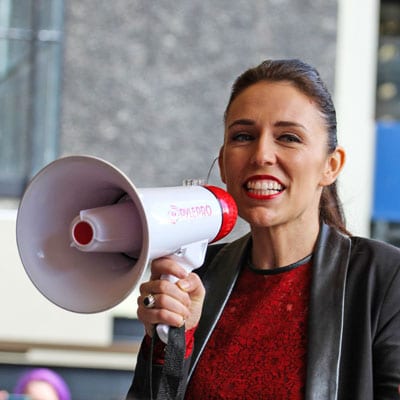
xmin=188 ymin=224 xmax=351 ymax=400
xmin=305 ymin=223 xmax=351 ymax=400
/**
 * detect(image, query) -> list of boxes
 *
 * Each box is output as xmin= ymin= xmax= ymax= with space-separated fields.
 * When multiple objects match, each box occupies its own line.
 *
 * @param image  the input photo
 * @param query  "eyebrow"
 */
xmin=227 ymin=118 xmax=307 ymax=131
xmin=275 ymin=120 xmax=308 ymax=131
xmin=227 ymin=119 xmax=256 ymax=129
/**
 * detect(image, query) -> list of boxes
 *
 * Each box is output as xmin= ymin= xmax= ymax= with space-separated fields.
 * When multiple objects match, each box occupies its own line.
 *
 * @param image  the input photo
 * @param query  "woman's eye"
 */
xmin=231 ymin=132 xmax=254 ymax=142
xmin=278 ymin=133 xmax=301 ymax=143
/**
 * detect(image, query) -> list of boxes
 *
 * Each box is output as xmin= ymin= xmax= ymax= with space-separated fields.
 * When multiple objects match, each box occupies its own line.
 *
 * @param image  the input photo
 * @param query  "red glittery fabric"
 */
xmin=185 ymin=259 xmax=312 ymax=400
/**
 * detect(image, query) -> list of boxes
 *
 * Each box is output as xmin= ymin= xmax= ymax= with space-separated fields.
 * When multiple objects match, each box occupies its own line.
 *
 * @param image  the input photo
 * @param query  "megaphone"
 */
xmin=16 ymin=155 xmax=237 ymax=342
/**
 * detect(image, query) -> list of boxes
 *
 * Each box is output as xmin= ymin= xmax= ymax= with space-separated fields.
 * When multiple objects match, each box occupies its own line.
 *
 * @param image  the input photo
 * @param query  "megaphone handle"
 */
xmin=155 ymin=240 xmax=208 ymax=344
xmin=156 ymin=268 xmax=193 ymax=344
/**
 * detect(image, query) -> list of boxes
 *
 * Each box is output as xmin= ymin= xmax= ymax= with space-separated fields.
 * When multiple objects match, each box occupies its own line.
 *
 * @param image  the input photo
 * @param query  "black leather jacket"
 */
xmin=128 ymin=223 xmax=400 ymax=399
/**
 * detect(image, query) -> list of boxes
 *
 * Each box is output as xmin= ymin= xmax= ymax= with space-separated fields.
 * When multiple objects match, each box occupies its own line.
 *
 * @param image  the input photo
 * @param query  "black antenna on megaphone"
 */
xmin=16 ymin=155 xmax=238 ymax=343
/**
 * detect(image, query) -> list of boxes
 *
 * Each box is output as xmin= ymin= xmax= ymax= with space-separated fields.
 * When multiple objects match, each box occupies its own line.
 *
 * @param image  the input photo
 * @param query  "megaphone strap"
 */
xmin=156 ymin=325 xmax=186 ymax=400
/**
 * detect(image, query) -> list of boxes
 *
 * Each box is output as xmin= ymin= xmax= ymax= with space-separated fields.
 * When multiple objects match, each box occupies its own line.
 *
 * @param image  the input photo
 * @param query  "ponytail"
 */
xmin=319 ymin=182 xmax=351 ymax=236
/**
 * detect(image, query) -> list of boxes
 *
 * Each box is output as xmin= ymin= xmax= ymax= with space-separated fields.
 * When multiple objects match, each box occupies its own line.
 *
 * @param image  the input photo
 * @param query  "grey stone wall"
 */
xmin=61 ymin=0 xmax=337 ymax=189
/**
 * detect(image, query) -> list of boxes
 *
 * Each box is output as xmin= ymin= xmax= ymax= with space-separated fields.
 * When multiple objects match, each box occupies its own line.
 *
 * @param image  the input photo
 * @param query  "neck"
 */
xmin=250 ymin=218 xmax=320 ymax=270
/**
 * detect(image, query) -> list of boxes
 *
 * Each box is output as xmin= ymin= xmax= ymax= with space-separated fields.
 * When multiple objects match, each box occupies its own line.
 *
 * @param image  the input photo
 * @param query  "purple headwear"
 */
xmin=13 ymin=368 xmax=71 ymax=400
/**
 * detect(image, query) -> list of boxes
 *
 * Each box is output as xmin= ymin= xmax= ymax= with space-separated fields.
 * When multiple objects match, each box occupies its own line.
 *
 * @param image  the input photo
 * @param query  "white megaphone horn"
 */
xmin=16 ymin=155 xmax=237 ymax=343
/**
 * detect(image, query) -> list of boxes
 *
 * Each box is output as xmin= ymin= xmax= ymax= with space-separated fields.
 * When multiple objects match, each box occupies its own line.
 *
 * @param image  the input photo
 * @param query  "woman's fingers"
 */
xmin=176 ymin=272 xmax=205 ymax=330
xmin=137 ymin=290 xmax=190 ymax=322
xmin=139 ymin=278 xmax=191 ymax=308
xmin=177 ymin=271 xmax=205 ymax=300
xmin=136 ymin=257 xmax=206 ymax=335
xmin=137 ymin=303 xmax=187 ymax=329
xmin=149 ymin=257 xmax=190 ymax=281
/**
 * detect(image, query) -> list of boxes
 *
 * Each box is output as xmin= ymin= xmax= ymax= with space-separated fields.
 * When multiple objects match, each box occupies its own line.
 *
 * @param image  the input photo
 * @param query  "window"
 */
xmin=372 ymin=0 xmax=400 ymax=246
xmin=0 ymin=0 xmax=64 ymax=197
xmin=376 ymin=0 xmax=400 ymax=120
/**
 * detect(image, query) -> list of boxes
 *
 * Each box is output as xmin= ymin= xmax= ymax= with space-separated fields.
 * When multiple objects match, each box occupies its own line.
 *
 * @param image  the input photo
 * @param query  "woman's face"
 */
xmin=24 ymin=380 xmax=59 ymax=400
xmin=219 ymin=80 xmax=343 ymax=230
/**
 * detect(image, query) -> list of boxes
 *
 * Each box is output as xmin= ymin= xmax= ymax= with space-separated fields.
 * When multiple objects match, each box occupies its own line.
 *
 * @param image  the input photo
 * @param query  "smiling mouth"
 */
xmin=245 ymin=179 xmax=285 ymax=197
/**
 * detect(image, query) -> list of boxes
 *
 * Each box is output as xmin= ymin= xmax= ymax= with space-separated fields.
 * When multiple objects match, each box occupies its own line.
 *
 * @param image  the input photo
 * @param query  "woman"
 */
xmin=13 ymin=368 xmax=71 ymax=400
xmin=127 ymin=59 xmax=400 ymax=399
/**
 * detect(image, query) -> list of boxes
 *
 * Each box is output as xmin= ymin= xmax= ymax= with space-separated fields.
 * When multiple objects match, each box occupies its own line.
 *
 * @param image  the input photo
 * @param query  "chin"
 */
xmin=241 ymin=211 xmax=277 ymax=229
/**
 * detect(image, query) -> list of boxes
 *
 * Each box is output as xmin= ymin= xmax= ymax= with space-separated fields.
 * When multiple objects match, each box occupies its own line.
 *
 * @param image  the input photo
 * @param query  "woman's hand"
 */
xmin=137 ymin=257 xmax=206 ymax=337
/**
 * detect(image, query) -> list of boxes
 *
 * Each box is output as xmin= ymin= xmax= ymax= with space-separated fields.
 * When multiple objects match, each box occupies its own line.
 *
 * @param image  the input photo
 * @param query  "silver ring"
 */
xmin=143 ymin=294 xmax=156 ymax=309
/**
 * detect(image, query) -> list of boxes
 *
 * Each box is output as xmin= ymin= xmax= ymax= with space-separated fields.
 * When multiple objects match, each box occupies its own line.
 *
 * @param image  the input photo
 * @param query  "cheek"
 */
xmin=222 ymin=158 xmax=242 ymax=185
xmin=289 ymin=149 xmax=326 ymax=174
xmin=295 ymin=159 xmax=327 ymax=187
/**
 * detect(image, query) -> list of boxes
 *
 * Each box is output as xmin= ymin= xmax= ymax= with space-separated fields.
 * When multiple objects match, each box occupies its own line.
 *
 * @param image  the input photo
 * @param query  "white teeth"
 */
xmin=247 ymin=180 xmax=283 ymax=195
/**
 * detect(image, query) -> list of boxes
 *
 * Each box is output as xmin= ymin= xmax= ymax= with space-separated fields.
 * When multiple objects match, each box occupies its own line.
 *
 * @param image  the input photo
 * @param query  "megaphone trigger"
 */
xmin=168 ymin=240 xmax=209 ymax=277
xmin=156 ymin=239 xmax=209 ymax=343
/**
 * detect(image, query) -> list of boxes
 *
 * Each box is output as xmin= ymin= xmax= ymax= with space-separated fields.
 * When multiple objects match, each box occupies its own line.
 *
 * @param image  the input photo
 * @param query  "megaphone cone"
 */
xmin=16 ymin=156 xmax=237 ymax=318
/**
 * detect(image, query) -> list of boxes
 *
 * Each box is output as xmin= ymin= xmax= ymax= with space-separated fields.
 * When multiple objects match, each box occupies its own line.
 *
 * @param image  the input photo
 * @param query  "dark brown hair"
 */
xmin=224 ymin=59 xmax=350 ymax=236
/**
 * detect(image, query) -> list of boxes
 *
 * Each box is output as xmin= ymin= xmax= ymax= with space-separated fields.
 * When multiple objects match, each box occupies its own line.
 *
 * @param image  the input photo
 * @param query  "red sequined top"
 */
xmin=185 ymin=256 xmax=312 ymax=399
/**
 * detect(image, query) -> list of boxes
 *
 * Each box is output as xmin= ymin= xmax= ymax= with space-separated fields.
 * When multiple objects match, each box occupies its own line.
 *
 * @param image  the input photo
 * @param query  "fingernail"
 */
xmin=177 ymin=280 xmax=190 ymax=291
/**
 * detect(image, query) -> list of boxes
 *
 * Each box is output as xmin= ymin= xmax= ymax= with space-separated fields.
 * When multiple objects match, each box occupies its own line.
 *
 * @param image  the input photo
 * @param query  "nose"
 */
xmin=250 ymin=136 xmax=276 ymax=165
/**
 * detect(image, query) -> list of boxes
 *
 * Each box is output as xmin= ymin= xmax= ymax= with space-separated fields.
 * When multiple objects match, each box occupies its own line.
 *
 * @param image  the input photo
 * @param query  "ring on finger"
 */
xmin=143 ymin=293 xmax=156 ymax=309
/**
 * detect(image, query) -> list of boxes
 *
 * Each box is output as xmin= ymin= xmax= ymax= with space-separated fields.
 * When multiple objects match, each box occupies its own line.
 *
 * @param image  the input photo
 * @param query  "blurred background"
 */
xmin=0 ymin=0 xmax=399 ymax=398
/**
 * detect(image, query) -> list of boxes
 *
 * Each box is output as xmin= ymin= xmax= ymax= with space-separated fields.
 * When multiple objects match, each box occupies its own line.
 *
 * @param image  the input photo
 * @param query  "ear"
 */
xmin=320 ymin=146 xmax=346 ymax=186
xmin=218 ymin=146 xmax=227 ymax=184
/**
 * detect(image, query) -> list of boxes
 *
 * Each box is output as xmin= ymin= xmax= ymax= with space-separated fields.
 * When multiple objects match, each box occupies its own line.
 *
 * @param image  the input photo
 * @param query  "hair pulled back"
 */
xmin=224 ymin=59 xmax=350 ymax=236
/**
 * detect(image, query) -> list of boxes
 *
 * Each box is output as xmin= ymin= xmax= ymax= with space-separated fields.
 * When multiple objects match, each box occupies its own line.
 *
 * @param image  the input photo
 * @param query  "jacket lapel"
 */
xmin=188 ymin=234 xmax=251 ymax=381
xmin=305 ymin=224 xmax=351 ymax=400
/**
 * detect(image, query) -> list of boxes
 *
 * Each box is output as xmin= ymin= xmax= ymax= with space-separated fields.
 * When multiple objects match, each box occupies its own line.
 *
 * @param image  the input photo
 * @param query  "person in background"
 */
xmin=0 ymin=391 xmax=9 ymax=400
xmin=13 ymin=368 xmax=71 ymax=400
xmin=127 ymin=59 xmax=400 ymax=399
